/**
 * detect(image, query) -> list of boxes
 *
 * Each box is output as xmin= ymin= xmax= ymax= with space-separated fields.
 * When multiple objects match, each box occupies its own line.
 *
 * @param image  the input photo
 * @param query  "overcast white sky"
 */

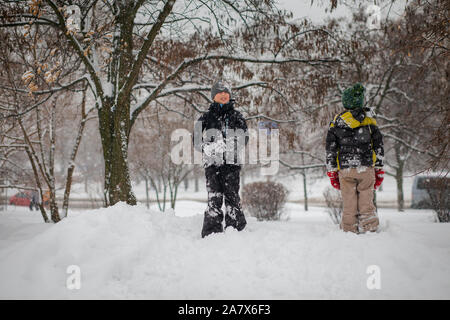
xmin=276 ymin=0 xmax=407 ymax=24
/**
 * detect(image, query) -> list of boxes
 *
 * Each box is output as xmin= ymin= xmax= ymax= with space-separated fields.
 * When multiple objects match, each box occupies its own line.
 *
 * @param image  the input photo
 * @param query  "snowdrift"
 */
xmin=0 ymin=203 xmax=449 ymax=299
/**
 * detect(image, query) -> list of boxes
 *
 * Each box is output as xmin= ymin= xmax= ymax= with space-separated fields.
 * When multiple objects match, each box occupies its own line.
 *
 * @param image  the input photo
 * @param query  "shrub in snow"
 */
xmin=423 ymin=177 xmax=450 ymax=223
xmin=242 ymin=181 xmax=288 ymax=221
xmin=323 ymin=187 xmax=342 ymax=225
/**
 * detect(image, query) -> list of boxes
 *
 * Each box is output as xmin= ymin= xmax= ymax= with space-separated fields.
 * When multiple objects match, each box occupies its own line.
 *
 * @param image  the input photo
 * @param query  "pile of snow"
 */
xmin=0 ymin=203 xmax=449 ymax=299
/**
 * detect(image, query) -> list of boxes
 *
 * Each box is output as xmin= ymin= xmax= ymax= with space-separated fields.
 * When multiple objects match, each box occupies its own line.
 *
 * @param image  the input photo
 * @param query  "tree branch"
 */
xmin=122 ymin=0 xmax=177 ymax=96
xmin=384 ymin=132 xmax=438 ymax=159
xmin=44 ymin=0 xmax=104 ymax=99
xmin=130 ymin=54 xmax=342 ymax=127
xmin=279 ymin=159 xmax=326 ymax=170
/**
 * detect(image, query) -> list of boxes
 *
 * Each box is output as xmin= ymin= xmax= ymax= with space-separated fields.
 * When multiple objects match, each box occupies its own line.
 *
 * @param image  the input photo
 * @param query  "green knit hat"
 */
xmin=342 ymin=83 xmax=365 ymax=110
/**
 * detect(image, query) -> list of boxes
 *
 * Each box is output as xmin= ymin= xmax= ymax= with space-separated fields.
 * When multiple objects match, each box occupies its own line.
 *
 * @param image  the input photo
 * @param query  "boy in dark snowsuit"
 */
xmin=325 ymin=83 xmax=385 ymax=233
xmin=193 ymin=81 xmax=248 ymax=238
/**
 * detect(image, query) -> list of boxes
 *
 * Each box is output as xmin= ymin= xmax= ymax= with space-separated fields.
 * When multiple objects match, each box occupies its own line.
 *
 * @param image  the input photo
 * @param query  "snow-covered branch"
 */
xmin=386 ymin=87 xmax=414 ymax=102
xmin=0 ymin=76 xmax=88 ymax=96
xmin=0 ymin=13 xmax=58 ymax=28
xmin=0 ymin=185 xmax=38 ymax=191
xmin=154 ymin=100 xmax=190 ymax=119
xmin=275 ymin=28 xmax=338 ymax=57
xmin=384 ymin=133 xmax=438 ymax=159
xmin=0 ymin=145 xmax=28 ymax=148
xmin=43 ymin=0 xmax=104 ymax=99
xmin=279 ymin=159 xmax=326 ymax=170
xmin=132 ymin=83 xmax=158 ymax=91
xmin=131 ymin=54 xmax=341 ymax=126
xmin=244 ymin=114 xmax=299 ymax=123
xmin=154 ymin=81 xmax=268 ymax=99
xmin=281 ymin=150 xmax=325 ymax=163
xmin=122 ymin=0 xmax=177 ymax=96
xmin=2 ymin=93 xmax=53 ymax=119
xmin=172 ymin=93 xmax=207 ymax=114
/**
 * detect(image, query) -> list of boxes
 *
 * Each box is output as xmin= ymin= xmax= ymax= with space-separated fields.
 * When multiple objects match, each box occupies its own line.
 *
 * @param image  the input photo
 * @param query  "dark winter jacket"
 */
xmin=326 ymin=108 xmax=384 ymax=171
xmin=193 ymin=100 xmax=248 ymax=167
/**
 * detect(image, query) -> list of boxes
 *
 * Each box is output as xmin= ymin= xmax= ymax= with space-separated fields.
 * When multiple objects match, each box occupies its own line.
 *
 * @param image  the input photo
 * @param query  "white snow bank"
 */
xmin=0 ymin=203 xmax=449 ymax=299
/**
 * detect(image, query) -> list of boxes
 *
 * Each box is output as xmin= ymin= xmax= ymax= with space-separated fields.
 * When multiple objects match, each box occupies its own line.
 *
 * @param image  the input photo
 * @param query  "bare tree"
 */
xmin=1 ymin=0 xmax=344 ymax=207
xmin=318 ymin=2 xmax=447 ymax=211
xmin=0 ymin=21 xmax=94 ymax=222
xmin=129 ymin=105 xmax=192 ymax=211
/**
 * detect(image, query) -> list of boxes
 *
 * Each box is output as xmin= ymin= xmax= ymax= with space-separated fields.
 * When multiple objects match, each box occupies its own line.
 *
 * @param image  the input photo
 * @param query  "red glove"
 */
xmin=374 ymin=168 xmax=385 ymax=189
xmin=327 ymin=171 xmax=340 ymax=190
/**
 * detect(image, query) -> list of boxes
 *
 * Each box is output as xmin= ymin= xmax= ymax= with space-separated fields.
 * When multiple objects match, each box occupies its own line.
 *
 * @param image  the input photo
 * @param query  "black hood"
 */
xmin=350 ymin=107 xmax=368 ymax=123
xmin=209 ymin=99 xmax=235 ymax=115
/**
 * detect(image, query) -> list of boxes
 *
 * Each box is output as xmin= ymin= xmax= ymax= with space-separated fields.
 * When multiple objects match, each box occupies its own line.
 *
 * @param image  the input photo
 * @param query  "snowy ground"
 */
xmin=0 ymin=202 xmax=449 ymax=299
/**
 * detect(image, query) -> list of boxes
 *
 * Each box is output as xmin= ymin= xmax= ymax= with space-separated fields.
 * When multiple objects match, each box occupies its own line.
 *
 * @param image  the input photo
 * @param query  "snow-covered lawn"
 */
xmin=0 ymin=202 xmax=449 ymax=299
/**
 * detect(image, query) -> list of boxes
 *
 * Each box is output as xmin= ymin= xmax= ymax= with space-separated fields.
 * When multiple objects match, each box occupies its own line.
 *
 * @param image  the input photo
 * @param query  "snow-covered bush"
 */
xmin=423 ymin=177 xmax=450 ymax=223
xmin=323 ymin=187 xmax=342 ymax=225
xmin=242 ymin=181 xmax=288 ymax=221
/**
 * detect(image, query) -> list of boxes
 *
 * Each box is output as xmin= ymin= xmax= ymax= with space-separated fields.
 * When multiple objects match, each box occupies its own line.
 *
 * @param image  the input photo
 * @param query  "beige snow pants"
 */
xmin=338 ymin=168 xmax=379 ymax=233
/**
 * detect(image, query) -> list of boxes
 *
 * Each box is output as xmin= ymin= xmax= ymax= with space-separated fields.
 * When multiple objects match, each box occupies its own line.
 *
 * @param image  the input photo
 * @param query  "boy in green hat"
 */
xmin=325 ymin=83 xmax=385 ymax=233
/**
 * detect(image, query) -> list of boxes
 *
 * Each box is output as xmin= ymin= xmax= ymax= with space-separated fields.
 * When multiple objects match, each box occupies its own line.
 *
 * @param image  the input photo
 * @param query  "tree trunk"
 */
xmin=96 ymin=13 xmax=138 ymax=207
xmin=49 ymin=100 xmax=61 ymax=223
xmin=301 ymin=153 xmax=308 ymax=211
xmin=171 ymin=185 xmax=178 ymax=210
xmin=62 ymin=90 xmax=88 ymax=218
xmin=17 ymin=115 xmax=50 ymax=223
xmin=195 ymin=173 xmax=199 ymax=192
xmin=394 ymin=143 xmax=405 ymax=212
xmin=162 ymin=184 xmax=167 ymax=212
xmin=145 ymin=176 xmax=150 ymax=209
xmin=98 ymin=98 xmax=137 ymax=206
xmin=396 ymin=165 xmax=405 ymax=212
xmin=302 ymin=171 xmax=308 ymax=211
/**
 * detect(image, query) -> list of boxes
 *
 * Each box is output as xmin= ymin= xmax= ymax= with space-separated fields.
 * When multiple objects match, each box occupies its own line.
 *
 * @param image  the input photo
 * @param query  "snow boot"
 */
xmin=201 ymin=207 xmax=224 ymax=238
xmin=225 ymin=205 xmax=246 ymax=231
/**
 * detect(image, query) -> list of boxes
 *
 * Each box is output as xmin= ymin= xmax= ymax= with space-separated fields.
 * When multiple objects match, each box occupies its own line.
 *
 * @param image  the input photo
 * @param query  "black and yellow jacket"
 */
xmin=326 ymin=108 xmax=384 ymax=171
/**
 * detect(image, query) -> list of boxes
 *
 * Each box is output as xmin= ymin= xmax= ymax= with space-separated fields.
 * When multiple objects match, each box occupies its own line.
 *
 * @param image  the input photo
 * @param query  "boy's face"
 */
xmin=213 ymin=91 xmax=230 ymax=104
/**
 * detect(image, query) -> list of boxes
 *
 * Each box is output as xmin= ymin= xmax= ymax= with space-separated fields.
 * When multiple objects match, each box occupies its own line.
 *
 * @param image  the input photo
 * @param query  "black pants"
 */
xmin=202 ymin=164 xmax=247 ymax=238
